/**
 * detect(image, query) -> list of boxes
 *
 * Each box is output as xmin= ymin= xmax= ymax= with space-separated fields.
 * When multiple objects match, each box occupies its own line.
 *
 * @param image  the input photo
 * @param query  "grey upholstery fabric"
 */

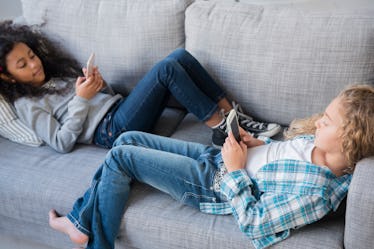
xmin=345 ymin=157 xmax=374 ymax=249
xmin=185 ymin=1 xmax=374 ymax=125
xmin=21 ymin=0 xmax=194 ymax=94
xmin=171 ymin=113 xmax=212 ymax=144
xmin=1 ymin=0 xmax=374 ymax=249
xmin=0 ymin=135 xmax=347 ymax=249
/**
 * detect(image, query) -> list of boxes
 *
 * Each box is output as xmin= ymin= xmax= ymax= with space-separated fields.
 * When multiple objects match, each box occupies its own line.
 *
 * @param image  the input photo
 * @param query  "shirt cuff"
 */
xmin=220 ymin=169 xmax=252 ymax=200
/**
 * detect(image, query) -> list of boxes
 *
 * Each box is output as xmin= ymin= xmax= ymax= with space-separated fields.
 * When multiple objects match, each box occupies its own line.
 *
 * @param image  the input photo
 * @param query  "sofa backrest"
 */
xmin=185 ymin=0 xmax=374 ymax=125
xmin=20 ymin=0 xmax=194 ymax=94
xmin=20 ymin=0 xmax=374 ymax=126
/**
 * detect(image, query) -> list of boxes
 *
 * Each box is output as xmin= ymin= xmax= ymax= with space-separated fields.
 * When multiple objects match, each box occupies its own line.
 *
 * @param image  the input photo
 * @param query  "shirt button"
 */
xmin=108 ymin=132 xmax=112 ymax=136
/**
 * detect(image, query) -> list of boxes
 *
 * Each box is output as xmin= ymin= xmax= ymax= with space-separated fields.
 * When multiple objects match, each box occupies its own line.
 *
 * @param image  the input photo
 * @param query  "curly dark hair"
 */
xmin=0 ymin=20 xmax=81 ymax=102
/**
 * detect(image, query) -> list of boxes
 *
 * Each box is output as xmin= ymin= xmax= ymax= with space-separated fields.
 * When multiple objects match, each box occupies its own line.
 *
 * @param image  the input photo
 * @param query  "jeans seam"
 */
xmin=67 ymin=213 xmax=91 ymax=236
xmin=181 ymin=191 xmax=217 ymax=203
xmin=75 ymin=179 xmax=99 ymax=234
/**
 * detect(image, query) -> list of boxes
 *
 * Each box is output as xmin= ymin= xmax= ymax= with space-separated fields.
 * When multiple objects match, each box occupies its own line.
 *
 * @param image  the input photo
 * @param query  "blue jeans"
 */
xmin=68 ymin=131 xmax=225 ymax=249
xmin=93 ymin=48 xmax=226 ymax=148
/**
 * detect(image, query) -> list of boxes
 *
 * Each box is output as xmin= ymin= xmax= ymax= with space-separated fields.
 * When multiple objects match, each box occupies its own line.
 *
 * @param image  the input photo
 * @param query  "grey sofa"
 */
xmin=1 ymin=0 xmax=374 ymax=249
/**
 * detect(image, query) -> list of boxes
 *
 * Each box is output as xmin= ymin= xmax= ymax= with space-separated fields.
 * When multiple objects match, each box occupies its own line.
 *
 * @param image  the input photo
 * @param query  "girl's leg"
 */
xmin=165 ymin=48 xmax=226 ymax=104
xmin=49 ymin=152 xmax=131 ymax=249
xmin=163 ymin=48 xmax=234 ymax=124
xmin=107 ymin=55 xmax=226 ymax=140
xmin=112 ymin=131 xmax=221 ymax=160
xmin=166 ymin=49 xmax=282 ymax=138
xmin=51 ymin=131 xmax=223 ymax=249
xmin=111 ymin=133 xmax=224 ymax=209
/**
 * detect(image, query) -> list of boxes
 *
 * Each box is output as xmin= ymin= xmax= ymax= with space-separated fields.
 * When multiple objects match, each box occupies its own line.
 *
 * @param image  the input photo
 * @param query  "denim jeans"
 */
xmin=68 ymin=131 xmax=225 ymax=249
xmin=93 ymin=48 xmax=226 ymax=148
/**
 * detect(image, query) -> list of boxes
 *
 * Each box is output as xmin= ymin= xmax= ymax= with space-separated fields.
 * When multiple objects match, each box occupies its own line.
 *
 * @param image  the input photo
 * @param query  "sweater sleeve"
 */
xmin=16 ymin=95 xmax=90 ymax=153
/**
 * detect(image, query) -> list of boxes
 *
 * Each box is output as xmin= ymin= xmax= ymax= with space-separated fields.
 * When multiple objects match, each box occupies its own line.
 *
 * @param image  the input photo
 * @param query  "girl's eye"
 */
xmin=321 ymin=117 xmax=329 ymax=126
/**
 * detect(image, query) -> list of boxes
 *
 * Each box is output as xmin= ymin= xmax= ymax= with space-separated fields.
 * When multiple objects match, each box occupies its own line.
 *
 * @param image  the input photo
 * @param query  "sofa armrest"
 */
xmin=344 ymin=157 xmax=374 ymax=249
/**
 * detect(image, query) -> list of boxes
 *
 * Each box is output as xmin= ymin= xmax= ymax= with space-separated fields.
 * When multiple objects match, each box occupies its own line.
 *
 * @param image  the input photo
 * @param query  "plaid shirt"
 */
xmin=200 ymin=136 xmax=352 ymax=249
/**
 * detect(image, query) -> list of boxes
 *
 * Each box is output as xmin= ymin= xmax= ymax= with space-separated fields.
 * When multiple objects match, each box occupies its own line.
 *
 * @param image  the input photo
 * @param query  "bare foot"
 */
xmin=49 ymin=209 xmax=89 ymax=245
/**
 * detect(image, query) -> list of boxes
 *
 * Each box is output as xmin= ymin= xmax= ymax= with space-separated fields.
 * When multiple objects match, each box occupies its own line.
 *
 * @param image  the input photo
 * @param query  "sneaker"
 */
xmin=212 ymin=119 xmax=227 ymax=148
xmin=232 ymin=101 xmax=281 ymax=138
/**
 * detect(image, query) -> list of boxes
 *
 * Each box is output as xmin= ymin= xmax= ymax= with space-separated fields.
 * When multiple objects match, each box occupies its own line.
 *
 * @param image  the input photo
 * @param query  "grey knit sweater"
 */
xmin=14 ymin=78 xmax=122 ymax=153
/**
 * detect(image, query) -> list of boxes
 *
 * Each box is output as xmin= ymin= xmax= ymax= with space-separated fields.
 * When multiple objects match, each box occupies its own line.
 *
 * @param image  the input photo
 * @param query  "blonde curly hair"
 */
xmin=284 ymin=84 xmax=374 ymax=170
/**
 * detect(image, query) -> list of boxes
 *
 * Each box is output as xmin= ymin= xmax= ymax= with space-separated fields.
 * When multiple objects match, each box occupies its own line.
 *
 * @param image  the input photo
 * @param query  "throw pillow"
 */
xmin=0 ymin=95 xmax=43 ymax=146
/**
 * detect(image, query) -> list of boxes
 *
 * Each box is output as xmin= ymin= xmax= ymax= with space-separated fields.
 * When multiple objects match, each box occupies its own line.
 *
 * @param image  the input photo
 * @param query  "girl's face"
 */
xmin=3 ymin=42 xmax=45 ymax=87
xmin=314 ymin=97 xmax=345 ymax=170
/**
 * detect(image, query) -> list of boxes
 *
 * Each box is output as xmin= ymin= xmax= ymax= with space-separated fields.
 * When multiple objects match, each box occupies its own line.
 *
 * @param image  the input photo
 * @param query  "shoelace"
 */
xmin=231 ymin=101 xmax=268 ymax=130
xmin=218 ymin=109 xmax=227 ymax=130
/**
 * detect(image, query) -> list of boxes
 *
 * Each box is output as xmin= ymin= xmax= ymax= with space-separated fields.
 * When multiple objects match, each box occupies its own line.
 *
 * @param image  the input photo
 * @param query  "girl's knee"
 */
xmin=113 ymin=131 xmax=143 ymax=147
xmin=105 ymin=145 xmax=135 ymax=177
xmin=167 ymin=48 xmax=190 ymax=61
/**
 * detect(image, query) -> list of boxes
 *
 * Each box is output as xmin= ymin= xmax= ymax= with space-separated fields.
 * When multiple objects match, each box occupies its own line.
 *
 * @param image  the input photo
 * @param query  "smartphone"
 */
xmin=226 ymin=109 xmax=241 ymax=142
xmin=86 ymin=53 xmax=95 ymax=77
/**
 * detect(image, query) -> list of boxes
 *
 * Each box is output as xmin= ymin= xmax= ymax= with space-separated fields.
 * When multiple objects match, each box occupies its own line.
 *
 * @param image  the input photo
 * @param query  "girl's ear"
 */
xmin=0 ymin=73 xmax=16 ymax=83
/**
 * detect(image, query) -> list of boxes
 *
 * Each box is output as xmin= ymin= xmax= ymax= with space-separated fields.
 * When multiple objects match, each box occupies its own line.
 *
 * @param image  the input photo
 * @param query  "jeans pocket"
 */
xmin=94 ymin=115 xmax=116 ymax=148
xmin=181 ymin=192 xmax=217 ymax=208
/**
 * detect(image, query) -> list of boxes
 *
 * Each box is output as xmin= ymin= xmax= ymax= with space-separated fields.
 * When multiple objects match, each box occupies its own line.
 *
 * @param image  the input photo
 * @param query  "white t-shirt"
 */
xmin=245 ymin=138 xmax=315 ymax=178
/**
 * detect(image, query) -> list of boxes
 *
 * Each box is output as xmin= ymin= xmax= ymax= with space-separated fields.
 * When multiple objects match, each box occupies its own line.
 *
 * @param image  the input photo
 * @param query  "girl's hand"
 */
xmin=239 ymin=126 xmax=265 ymax=148
xmin=82 ymin=67 xmax=106 ymax=90
xmin=221 ymin=132 xmax=248 ymax=173
xmin=76 ymin=67 xmax=105 ymax=100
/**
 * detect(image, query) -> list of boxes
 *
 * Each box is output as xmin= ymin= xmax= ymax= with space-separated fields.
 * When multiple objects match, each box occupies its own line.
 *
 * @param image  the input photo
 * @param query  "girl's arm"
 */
xmin=220 ymin=169 xmax=329 ymax=239
xmin=220 ymin=133 xmax=330 ymax=239
xmin=15 ymin=95 xmax=90 ymax=153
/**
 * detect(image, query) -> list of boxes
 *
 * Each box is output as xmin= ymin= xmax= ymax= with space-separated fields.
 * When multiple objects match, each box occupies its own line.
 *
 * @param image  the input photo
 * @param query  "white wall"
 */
xmin=0 ymin=0 xmax=22 ymax=21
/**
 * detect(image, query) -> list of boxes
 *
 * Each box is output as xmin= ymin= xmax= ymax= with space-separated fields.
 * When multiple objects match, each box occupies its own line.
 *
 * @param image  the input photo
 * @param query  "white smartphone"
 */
xmin=86 ymin=53 xmax=95 ymax=77
xmin=226 ymin=109 xmax=241 ymax=142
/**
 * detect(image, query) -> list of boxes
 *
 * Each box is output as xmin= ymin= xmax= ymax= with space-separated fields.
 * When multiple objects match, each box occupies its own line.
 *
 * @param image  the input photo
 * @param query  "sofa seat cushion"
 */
xmin=0 ymin=135 xmax=346 ymax=249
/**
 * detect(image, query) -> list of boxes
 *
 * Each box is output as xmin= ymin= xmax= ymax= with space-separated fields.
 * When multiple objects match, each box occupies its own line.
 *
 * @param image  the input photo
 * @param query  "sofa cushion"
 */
xmin=0 ymin=136 xmax=346 ymax=249
xmin=21 ymin=0 xmax=194 ymax=94
xmin=185 ymin=0 xmax=374 ymax=125
xmin=345 ymin=157 xmax=374 ymax=249
xmin=0 ymin=95 xmax=43 ymax=146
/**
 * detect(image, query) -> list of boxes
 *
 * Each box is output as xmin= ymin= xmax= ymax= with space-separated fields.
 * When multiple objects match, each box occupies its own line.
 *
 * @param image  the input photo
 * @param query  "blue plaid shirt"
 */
xmin=200 ymin=136 xmax=352 ymax=249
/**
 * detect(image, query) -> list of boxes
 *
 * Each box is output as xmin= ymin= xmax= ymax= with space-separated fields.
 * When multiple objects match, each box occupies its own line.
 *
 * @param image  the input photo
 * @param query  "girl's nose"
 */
xmin=29 ymin=60 xmax=38 ymax=69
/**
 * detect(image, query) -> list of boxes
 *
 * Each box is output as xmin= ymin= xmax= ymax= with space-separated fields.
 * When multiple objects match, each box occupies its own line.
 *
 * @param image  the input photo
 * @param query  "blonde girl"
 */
xmin=49 ymin=84 xmax=374 ymax=249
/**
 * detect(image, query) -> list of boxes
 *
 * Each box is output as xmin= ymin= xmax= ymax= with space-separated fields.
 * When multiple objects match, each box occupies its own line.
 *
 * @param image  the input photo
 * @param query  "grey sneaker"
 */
xmin=232 ymin=101 xmax=281 ymax=137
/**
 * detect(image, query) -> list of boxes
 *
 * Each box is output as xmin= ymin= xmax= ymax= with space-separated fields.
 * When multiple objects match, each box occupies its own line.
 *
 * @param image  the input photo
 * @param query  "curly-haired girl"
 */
xmin=0 ymin=20 xmax=280 ymax=153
